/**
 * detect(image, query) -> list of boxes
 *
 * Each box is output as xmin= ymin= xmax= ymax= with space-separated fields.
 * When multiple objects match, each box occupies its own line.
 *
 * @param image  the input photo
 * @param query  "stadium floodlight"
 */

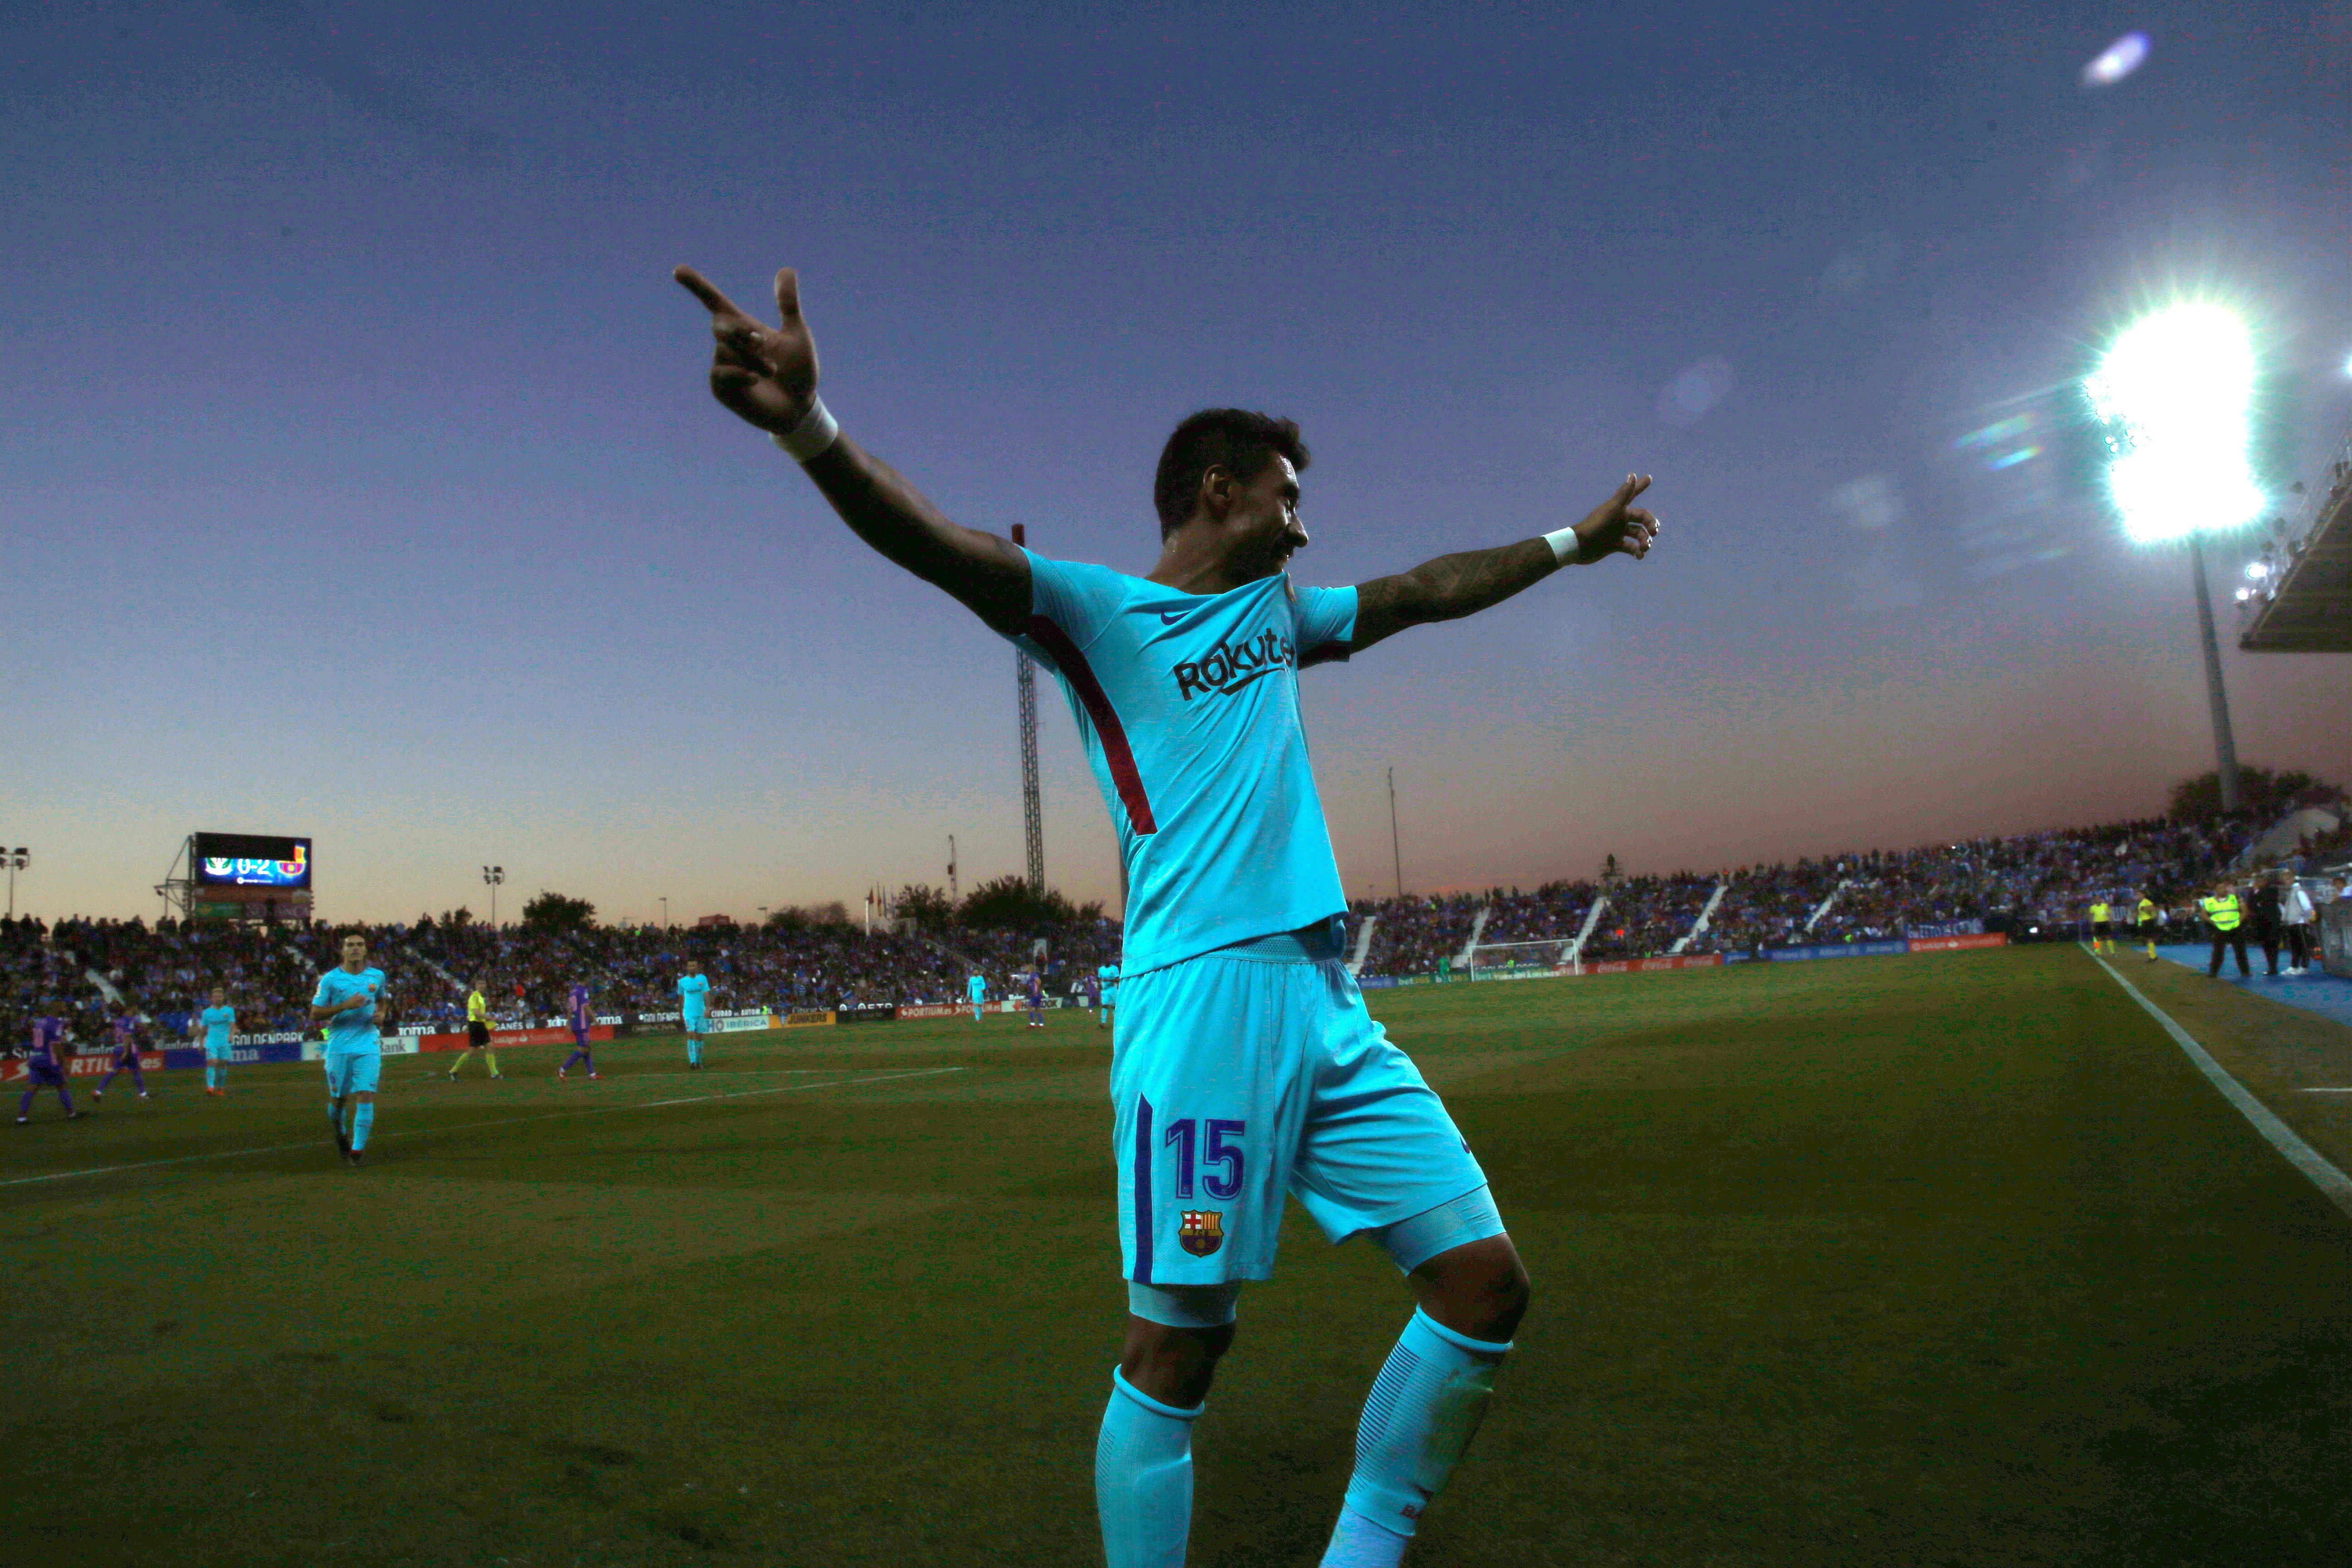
xmin=2085 ymin=299 xmax=2268 ymax=813
xmin=2084 ymin=302 xmax=2266 ymax=545
xmin=5 ymin=846 xmax=26 ymax=918
xmin=482 ymin=864 xmax=505 ymax=930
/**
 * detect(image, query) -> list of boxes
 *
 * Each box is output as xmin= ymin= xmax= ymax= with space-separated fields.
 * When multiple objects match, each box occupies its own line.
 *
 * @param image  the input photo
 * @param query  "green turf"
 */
xmin=3 ymin=946 xmax=2346 ymax=1566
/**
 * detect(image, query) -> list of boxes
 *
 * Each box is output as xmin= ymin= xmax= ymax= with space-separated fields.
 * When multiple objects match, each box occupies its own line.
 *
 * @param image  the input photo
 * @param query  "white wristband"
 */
xmin=1543 ymin=525 xmax=1583 ymax=564
xmin=770 ymin=396 xmax=841 ymax=462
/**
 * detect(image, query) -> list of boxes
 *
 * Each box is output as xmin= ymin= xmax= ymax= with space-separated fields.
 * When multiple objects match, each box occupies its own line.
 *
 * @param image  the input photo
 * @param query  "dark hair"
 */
xmin=1153 ymin=409 xmax=1310 ymax=538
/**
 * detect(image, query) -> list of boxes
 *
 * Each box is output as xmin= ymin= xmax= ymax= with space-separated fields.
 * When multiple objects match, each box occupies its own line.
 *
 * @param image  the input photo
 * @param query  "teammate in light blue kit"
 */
xmin=965 ymin=970 xmax=988 ymax=1022
xmin=309 ymin=932 xmax=387 ymax=1167
xmin=198 ymin=987 xmax=236 ymax=1096
xmin=678 ymin=961 xmax=711 ymax=1068
xmin=1096 ymin=960 xmax=1119 ymax=1030
xmin=678 ymin=265 xmax=1661 ymax=1568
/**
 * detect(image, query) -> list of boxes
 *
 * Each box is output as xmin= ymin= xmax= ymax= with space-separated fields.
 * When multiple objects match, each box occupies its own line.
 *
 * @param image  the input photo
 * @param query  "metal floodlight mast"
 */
xmin=2085 ymin=301 xmax=2266 ymax=815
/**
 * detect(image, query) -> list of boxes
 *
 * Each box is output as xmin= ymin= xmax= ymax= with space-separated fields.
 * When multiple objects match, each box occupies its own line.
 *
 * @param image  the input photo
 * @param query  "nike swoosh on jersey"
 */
xmin=1157 ymin=611 xmax=1186 ymax=624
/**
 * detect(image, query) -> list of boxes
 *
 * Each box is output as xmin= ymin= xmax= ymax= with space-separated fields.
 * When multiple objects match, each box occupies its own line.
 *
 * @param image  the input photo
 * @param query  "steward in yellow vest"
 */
xmin=2089 ymin=899 xmax=2113 ymax=953
xmin=2201 ymin=887 xmax=2249 ymax=979
xmin=2135 ymin=896 xmax=2158 ymax=961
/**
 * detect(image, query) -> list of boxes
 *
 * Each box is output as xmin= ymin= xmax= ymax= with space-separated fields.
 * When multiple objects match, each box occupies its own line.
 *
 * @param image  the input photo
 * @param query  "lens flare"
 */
xmin=2083 ymin=301 xmax=2266 ymax=544
xmin=2082 ymin=32 xmax=2149 ymax=87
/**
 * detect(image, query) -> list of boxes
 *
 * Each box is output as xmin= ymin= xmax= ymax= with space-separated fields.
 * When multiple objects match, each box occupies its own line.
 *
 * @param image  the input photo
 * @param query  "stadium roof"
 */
xmin=2238 ymin=426 xmax=2352 ymax=652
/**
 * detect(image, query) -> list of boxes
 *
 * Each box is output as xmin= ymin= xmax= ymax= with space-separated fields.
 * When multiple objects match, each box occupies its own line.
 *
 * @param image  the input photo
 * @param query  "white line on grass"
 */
xmin=2086 ymin=948 xmax=2352 ymax=1222
xmin=2299 ymin=1088 xmax=2352 ymax=1094
xmin=0 ymin=1067 xmax=966 ymax=1190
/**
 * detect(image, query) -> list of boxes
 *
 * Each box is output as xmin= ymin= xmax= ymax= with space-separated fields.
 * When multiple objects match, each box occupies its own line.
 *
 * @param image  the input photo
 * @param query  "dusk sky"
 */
xmin=5 ymin=0 xmax=2348 ymax=927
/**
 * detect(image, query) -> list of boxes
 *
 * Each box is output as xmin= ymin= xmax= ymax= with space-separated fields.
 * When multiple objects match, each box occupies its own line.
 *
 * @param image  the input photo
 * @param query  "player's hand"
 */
xmin=1572 ymin=474 xmax=1661 ymax=563
xmin=673 ymin=265 xmax=820 ymax=435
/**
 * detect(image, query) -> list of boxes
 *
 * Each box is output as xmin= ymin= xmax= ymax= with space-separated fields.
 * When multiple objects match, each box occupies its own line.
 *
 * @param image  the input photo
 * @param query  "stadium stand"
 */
xmin=7 ymin=814 xmax=2346 ymax=1049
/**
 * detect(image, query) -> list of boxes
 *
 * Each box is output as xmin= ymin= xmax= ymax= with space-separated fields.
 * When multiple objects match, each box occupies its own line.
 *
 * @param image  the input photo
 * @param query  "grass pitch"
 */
xmin=3 ymin=946 xmax=2347 ymax=1567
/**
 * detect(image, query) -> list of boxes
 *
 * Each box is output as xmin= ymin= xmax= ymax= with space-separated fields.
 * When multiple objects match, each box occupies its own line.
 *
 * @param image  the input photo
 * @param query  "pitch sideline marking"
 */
xmin=0 ymin=1067 xmax=966 ymax=1190
xmin=2086 ymin=948 xmax=2352 ymax=1222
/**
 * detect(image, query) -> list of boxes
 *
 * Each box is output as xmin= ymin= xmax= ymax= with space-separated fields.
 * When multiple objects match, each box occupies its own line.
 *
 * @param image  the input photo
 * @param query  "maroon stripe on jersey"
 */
xmin=1024 ymin=615 xmax=1158 ymax=835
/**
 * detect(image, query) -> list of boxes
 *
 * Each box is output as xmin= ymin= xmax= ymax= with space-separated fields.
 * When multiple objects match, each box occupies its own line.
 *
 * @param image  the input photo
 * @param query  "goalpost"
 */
xmin=1463 ymin=937 xmax=1580 ymax=973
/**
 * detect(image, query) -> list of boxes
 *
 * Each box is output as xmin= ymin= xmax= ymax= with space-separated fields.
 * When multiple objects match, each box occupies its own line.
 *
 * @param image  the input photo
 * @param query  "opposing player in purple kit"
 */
xmin=16 ymin=1012 xmax=85 ymax=1125
xmin=676 ymin=263 xmax=1661 ymax=1568
xmin=1024 ymin=967 xmax=1047 ymax=1030
xmin=91 ymin=1006 xmax=151 ymax=1102
xmin=558 ymin=981 xmax=599 ymax=1080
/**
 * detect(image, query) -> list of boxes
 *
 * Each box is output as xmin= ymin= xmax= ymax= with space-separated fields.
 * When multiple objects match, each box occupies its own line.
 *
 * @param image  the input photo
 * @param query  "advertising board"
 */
xmin=1906 ymin=932 xmax=2009 ymax=954
xmin=784 ymin=1010 xmax=837 ymax=1028
xmin=896 ymin=1003 xmax=971 ymax=1020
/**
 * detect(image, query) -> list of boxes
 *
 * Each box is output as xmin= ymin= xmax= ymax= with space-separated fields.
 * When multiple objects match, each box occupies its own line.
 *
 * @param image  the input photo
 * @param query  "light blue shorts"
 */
xmin=684 ymin=1013 xmax=707 ymax=1036
xmin=323 ymin=1051 xmax=382 ymax=1097
xmin=1113 ymin=921 xmax=1488 ymax=1286
xmin=205 ymin=1043 xmax=234 ymax=1063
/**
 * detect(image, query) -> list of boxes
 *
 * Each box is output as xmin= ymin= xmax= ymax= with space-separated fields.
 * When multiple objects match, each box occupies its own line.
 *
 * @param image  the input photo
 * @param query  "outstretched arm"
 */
xmin=673 ymin=265 xmax=1030 ymax=634
xmin=1327 ymin=474 xmax=1661 ymax=659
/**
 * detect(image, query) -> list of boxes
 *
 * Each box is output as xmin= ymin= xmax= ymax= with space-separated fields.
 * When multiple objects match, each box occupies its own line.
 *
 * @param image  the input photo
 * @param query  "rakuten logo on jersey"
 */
xmin=1174 ymin=629 xmax=1296 ymax=701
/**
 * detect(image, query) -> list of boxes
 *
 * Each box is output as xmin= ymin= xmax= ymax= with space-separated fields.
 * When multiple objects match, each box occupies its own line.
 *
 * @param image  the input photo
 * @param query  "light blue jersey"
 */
xmin=311 ymin=967 xmax=386 ymax=1054
xmin=1009 ymin=552 xmax=1357 ymax=974
xmin=679 ymin=973 xmax=710 ymax=1023
xmin=966 ymin=974 xmax=987 ymax=1002
xmin=201 ymin=1005 xmax=236 ymax=1052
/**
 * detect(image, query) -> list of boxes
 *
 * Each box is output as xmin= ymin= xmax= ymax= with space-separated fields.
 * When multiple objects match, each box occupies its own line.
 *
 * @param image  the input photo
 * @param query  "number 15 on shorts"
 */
xmin=1165 ymin=1117 xmax=1246 ymax=1200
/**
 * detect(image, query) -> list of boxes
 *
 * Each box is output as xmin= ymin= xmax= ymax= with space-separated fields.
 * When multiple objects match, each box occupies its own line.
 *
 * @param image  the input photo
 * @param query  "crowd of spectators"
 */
xmin=2 ymin=910 xmax=1122 ymax=1049
xmin=1352 ymin=816 xmax=2260 ymax=973
xmin=3 ymin=813 xmax=2336 ymax=1048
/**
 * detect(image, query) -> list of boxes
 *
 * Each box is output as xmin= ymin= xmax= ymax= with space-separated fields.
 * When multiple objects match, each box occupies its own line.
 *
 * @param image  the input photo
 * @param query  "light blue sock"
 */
xmin=350 ymin=1102 xmax=375 ymax=1152
xmin=1336 ymin=1309 xmax=1511 ymax=1541
xmin=1096 ymin=1368 xmax=1202 ymax=1568
xmin=689 ymin=1039 xmax=701 ymax=1065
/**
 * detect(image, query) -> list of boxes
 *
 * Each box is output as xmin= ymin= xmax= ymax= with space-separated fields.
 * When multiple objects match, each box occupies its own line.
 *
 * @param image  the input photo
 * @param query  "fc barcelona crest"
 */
xmin=1178 ymin=1210 xmax=1225 ymax=1257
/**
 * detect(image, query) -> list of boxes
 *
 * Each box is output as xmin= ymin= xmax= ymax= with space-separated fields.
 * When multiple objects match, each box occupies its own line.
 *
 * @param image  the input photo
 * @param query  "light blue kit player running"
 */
xmin=676 ymin=264 xmax=1661 ymax=1568
xmin=309 ymin=932 xmax=387 ymax=1167
xmin=965 ymin=971 xmax=988 ymax=1022
xmin=678 ymin=961 xmax=711 ymax=1068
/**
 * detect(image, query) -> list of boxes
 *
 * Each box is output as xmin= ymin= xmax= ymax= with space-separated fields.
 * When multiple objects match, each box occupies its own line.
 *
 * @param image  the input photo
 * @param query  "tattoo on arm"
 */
xmin=1347 ymin=538 xmax=1561 ymax=656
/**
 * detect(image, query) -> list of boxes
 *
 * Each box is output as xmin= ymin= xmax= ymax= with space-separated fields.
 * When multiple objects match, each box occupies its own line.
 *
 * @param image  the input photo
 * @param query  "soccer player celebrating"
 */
xmin=91 ymin=1006 xmax=150 ymax=1102
xmin=558 ymin=980 xmax=600 ymax=1080
xmin=965 ymin=969 xmax=988 ymax=1023
xmin=678 ymin=960 xmax=712 ymax=1068
xmin=198 ymin=986 xmax=236 ymax=1096
xmin=677 ymin=264 xmax=1660 ymax=1568
xmin=16 ymin=1011 xmax=84 ymax=1125
xmin=450 ymin=975 xmax=502 ymax=1080
xmin=309 ymin=932 xmax=387 ymax=1166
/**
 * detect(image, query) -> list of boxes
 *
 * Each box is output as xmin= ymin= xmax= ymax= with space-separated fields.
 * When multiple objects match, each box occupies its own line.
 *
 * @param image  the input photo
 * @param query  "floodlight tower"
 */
xmin=1010 ymin=524 xmax=1046 ymax=894
xmin=2085 ymin=301 xmax=2268 ymax=814
xmin=482 ymin=864 xmax=505 ymax=930
xmin=4 ymin=846 xmax=26 ymax=918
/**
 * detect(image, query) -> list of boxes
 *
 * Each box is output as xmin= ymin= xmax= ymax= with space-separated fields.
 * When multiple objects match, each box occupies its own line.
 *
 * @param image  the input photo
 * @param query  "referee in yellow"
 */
xmin=2088 ymin=897 xmax=2113 ymax=955
xmin=2134 ymin=891 xmax=2159 ymax=961
xmin=448 ymin=976 xmax=503 ymax=1079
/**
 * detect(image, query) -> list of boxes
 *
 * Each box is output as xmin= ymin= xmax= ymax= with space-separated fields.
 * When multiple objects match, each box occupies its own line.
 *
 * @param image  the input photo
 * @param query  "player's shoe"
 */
xmin=490 ymin=1073 xmax=503 ymax=1079
xmin=588 ymin=1072 xmax=600 ymax=1080
xmin=557 ymin=1069 xmax=568 ymax=1079
xmin=138 ymin=1092 xmax=150 ymax=1099
xmin=66 ymin=1111 xmax=85 ymax=1121
xmin=346 ymin=1149 xmax=365 ymax=1169
xmin=91 ymin=1089 xmax=103 ymax=1101
xmin=330 ymin=1115 xmax=351 ymax=1161
xmin=13 ymin=1116 xmax=24 ymax=1125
